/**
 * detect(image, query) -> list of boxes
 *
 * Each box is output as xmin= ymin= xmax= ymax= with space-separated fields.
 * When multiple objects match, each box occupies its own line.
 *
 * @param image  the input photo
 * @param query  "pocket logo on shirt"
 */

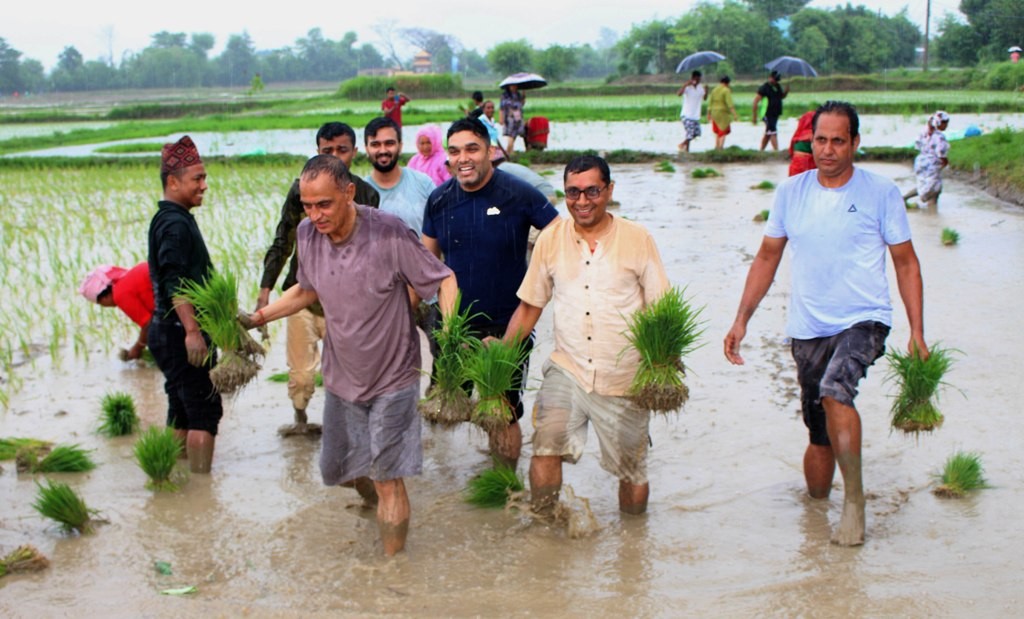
xmin=486 ymin=206 xmax=501 ymax=216
xmin=848 ymin=204 xmax=857 ymax=213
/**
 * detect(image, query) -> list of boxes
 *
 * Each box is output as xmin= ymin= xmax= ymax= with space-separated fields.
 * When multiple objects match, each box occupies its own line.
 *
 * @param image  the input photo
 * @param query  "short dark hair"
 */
xmin=316 ymin=122 xmax=355 ymax=148
xmin=812 ymin=100 xmax=860 ymax=139
xmin=564 ymin=155 xmax=611 ymax=185
xmin=770 ymin=70 xmax=781 ymax=81
xmin=300 ymin=154 xmax=352 ymax=192
xmin=691 ymin=70 xmax=702 ymax=79
xmin=720 ymin=75 xmax=731 ymax=84
xmin=160 ymin=167 xmax=184 ymax=189
xmin=446 ymin=117 xmax=490 ymax=143
xmin=385 ymin=86 xmax=395 ymax=93
xmin=471 ymin=90 xmax=483 ymax=103
xmin=364 ymin=116 xmax=402 ymax=144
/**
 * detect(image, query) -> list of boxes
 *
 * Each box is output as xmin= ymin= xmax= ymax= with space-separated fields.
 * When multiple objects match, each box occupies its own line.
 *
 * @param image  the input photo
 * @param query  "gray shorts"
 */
xmin=320 ymin=382 xmax=422 ymax=485
xmin=791 ymin=321 xmax=889 ymax=446
xmin=532 ymin=361 xmax=650 ymax=484
xmin=682 ymin=118 xmax=701 ymax=141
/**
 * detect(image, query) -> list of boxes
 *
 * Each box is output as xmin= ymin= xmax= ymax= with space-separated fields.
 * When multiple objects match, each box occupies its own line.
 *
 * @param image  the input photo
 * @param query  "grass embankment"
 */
xmin=947 ymin=128 xmax=1024 ymax=206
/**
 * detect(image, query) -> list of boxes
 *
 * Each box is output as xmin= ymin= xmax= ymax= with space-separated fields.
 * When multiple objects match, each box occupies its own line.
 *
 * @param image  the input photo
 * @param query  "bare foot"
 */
xmin=831 ymin=499 xmax=865 ymax=546
xmin=277 ymin=422 xmax=322 ymax=437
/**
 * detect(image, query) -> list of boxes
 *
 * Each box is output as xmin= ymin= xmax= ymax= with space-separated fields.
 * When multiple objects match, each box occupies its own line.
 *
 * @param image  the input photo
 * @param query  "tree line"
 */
xmin=0 ymin=0 xmax=1017 ymax=95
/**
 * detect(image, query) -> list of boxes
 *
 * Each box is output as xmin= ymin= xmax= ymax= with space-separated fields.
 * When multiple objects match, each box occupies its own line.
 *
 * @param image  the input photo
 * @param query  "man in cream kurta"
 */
xmin=502 ymin=155 xmax=670 ymax=515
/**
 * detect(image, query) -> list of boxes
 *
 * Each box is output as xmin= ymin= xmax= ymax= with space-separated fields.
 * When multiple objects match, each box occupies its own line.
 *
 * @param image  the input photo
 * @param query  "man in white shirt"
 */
xmin=676 ymin=70 xmax=707 ymax=152
xmin=724 ymin=101 xmax=927 ymax=547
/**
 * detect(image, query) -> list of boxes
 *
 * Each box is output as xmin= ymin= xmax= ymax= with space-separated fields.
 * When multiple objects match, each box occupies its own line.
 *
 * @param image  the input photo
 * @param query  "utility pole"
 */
xmin=923 ymin=0 xmax=931 ymax=72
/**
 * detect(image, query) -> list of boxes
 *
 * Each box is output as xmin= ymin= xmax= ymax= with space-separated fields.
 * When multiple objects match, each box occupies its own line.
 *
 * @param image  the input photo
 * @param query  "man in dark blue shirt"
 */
xmin=422 ymin=118 xmax=559 ymax=467
xmin=148 ymin=135 xmax=222 ymax=474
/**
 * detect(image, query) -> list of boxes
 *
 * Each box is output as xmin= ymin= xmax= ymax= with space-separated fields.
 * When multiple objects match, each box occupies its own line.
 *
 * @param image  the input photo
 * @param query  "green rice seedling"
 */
xmin=419 ymin=293 xmax=481 ymax=427
xmin=0 ymin=545 xmax=49 ymax=576
xmin=625 ymin=287 xmax=705 ymax=413
xmin=465 ymin=465 xmax=525 ymax=508
xmin=555 ymin=189 xmax=565 ymax=199
xmin=941 ymin=227 xmax=960 ymax=246
xmin=655 ymin=160 xmax=676 ymax=173
xmin=751 ymin=180 xmax=775 ymax=190
xmin=176 ymin=270 xmax=265 ymax=394
xmin=886 ymin=344 xmax=956 ymax=434
xmin=753 ymin=209 xmax=770 ymax=222
xmin=691 ymin=167 xmax=721 ymax=178
xmin=32 ymin=479 xmax=94 ymax=534
xmin=134 ymin=426 xmax=184 ymax=491
xmin=904 ymin=199 xmax=919 ymax=209
xmin=98 ymin=391 xmax=140 ymax=437
xmin=267 ymin=371 xmax=323 ymax=386
xmin=18 ymin=443 xmax=96 ymax=473
xmin=0 ymin=437 xmax=51 ymax=460
xmin=463 ymin=338 xmax=529 ymax=433
xmin=933 ymin=451 xmax=988 ymax=498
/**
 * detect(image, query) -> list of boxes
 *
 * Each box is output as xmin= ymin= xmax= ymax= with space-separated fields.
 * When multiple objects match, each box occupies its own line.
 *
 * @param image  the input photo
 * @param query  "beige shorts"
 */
xmin=532 ymin=361 xmax=650 ymax=484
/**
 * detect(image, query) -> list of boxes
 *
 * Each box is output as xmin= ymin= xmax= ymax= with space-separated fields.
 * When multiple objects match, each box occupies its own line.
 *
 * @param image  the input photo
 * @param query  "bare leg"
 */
xmin=619 ymin=480 xmax=649 ymax=515
xmin=505 ymin=135 xmax=516 ymax=154
xmin=278 ymin=407 xmax=322 ymax=437
xmin=488 ymin=422 xmax=522 ymax=469
xmin=902 ymin=188 xmax=918 ymax=200
xmin=804 ymin=443 xmax=836 ymax=499
xmin=822 ymin=397 xmax=865 ymax=546
xmin=760 ymin=134 xmax=770 ymax=151
xmin=174 ymin=429 xmax=188 ymax=459
xmin=529 ymin=455 xmax=562 ymax=514
xmin=186 ymin=430 xmax=215 ymax=474
xmin=341 ymin=476 xmax=379 ymax=506
xmin=769 ymin=134 xmax=780 ymax=150
xmin=374 ymin=478 xmax=410 ymax=556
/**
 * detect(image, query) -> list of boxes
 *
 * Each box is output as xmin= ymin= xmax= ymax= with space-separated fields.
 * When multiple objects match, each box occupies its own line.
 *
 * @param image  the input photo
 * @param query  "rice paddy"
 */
xmin=134 ymin=426 xmax=184 ymax=491
xmin=886 ymin=344 xmax=957 ymax=435
xmin=98 ymin=391 xmax=140 ymax=437
xmin=32 ymin=479 xmax=95 ymax=534
xmin=933 ymin=451 xmax=988 ymax=498
xmin=0 ymin=159 xmax=292 ymax=406
xmin=625 ymin=287 xmax=705 ymax=412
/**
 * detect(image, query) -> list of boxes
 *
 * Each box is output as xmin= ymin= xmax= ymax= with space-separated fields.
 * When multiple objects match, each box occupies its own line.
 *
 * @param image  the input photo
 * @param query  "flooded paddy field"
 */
xmin=1 ymin=160 xmax=1022 ymax=617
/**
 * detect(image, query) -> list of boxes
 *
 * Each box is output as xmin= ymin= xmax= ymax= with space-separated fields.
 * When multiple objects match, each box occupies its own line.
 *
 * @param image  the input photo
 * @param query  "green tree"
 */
xmin=51 ymin=46 xmax=85 ymax=91
xmin=573 ymin=43 xmax=615 ymax=78
xmin=487 ymin=40 xmax=534 ymax=76
xmin=959 ymin=0 xmax=1024 ymax=61
xmin=615 ymin=19 xmax=673 ymax=74
xmin=670 ymin=2 xmax=784 ymax=75
xmin=534 ymin=45 xmax=579 ymax=82
xmin=0 ymin=37 xmax=26 ymax=93
xmin=19 ymin=58 xmax=46 ymax=92
xmin=151 ymin=31 xmax=188 ymax=48
xmin=189 ymin=33 xmax=216 ymax=59
xmin=215 ymin=32 xmax=258 ymax=87
xmin=794 ymin=26 xmax=829 ymax=73
xmin=457 ymin=49 xmax=491 ymax=77
xmin=933 ymin=13 xmax=983 ymax=66
xmin=742 ymin=0 xmax=811 ymax=21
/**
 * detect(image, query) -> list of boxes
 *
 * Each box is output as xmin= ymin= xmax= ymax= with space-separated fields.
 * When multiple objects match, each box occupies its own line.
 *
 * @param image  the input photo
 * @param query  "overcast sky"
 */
xmin=7 ymin=0 xmax=964 ymax=70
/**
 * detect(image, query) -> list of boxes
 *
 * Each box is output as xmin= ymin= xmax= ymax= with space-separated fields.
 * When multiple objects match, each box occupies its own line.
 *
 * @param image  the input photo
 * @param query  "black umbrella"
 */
xmin=764 ymin=56 xmax=818 ymax=77
xmin=499 ymin=72 xmax=547 ymax=90
xmin=675 ymin=51 xmax=726 ymax=74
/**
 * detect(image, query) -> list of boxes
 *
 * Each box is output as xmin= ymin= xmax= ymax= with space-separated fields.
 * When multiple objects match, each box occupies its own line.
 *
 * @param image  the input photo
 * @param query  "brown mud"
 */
xmin=2 ymin=161 xmax=1022 ymax=617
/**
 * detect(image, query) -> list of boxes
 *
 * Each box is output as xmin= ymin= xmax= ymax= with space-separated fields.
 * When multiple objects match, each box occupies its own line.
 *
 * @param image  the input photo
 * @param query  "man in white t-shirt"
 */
xmin=723 ymin=101 xmax=927 ymax=547
xmin=676 ymin=70 xmax=707 ymax=152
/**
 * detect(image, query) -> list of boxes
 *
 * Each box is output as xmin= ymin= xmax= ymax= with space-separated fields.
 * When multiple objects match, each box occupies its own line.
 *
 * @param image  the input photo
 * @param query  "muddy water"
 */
xmin=2 ymin=161 xmax=1022 ymax=617
xmin=9 ymin=114 xmax=1024 ymax=158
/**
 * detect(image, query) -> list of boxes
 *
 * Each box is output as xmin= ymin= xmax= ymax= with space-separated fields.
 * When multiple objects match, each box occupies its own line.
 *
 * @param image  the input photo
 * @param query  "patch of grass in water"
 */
xmin=134 ymin=426 xmax=184 ymax=491
xmin=655 ymin=160 xmax=676 ymax=173
xmin=690 ymin=167 xmax=720 ymax=178
xmin=98 ymin=391 xmax=140 ymax=437
xmin=941 ymin=228 xmax=960 ymax=246
xmin=751 ymin=180 xmax=775 ymax=190
xmin=933 ymin=451 xmax=988 ymax=498
xmin=465 ymin=465 xmax=524 ymax=508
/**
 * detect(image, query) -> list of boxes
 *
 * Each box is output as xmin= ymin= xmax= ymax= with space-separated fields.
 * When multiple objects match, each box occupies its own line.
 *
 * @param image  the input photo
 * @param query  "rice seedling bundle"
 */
xmin=655 ymin=160 xmax=676 ymax=173
xmin=691 ymin=167 xmax=720 ymax=178
xmin=134 ymin=426 xmax=183 ymax=491
xmin=32 ymin=479 xmax=94 ymax=534
xmin=463 ymin=338 xmax=529 ymax=433
xmin=419 ymin=293 xmax=480 ymax=427
xmin=17 ymin=443 xmax=96 ymax=474
xmin=752 ymin=180 xmax=776 ymax=190
xmin=753 ymin=209 xmax=770 ymax=222
xmin=885 ymin=344 xmax=955 ymax=434
xmin=0 ymin=545 xmax=49 ymax=576
xmin=625 ymin=287 xmax=705 ymax=413
xmin=933 ymin=451 xmax=988 ymax=498
xmin=98 ymin=391 xmax=140 ymax=437
xmin=267 ymin=371 xmax=323 ymax=386
xmin=176 ymin=270 xmax=265 ymax=394
xmin=941 ymin=228 xmax=960 ymax=246
xmin=465 ymin=465 xmax=525 ymax=508
xmin=0 ymin=437 xmax=51 ymax=460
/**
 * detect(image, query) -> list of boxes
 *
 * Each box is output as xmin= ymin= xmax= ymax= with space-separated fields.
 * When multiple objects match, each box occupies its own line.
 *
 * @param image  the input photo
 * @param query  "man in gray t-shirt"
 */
xmin=243 ymin=155 xmax=457 ymax=556
xmin=364 ymin=116 xmax=435 ymax=232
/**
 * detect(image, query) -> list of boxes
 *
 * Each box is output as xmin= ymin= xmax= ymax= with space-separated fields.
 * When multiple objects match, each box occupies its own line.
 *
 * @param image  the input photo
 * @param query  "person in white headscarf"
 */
xmin=905 ymin=111 xmax=951 ymax=208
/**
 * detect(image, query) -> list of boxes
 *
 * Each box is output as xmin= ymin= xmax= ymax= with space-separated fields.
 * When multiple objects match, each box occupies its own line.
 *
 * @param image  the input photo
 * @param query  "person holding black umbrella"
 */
xmin=753 ymin=70 xmax=789 ymax=151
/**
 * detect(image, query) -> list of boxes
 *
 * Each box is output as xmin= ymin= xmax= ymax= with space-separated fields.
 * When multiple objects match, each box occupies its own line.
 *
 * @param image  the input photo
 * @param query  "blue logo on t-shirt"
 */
xmin=848 ymin=204 xmax=857 ymax=213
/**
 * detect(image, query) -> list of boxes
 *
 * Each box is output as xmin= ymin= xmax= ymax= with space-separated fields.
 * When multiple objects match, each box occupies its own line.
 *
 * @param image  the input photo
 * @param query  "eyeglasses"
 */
xmin=564 ymin=185 xmax=608 ymax=200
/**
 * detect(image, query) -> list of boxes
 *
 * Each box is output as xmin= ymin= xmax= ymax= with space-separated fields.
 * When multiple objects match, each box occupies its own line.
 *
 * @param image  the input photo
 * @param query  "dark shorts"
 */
xmin=764 ymin=115 xmax=780 ymax=135
xmin=791 ymin=321 xmax=889 ymax=446
xmin=426 ymin=307 xmax=533 ymax=423
xmin=148 ymin=316 xmax=223 ymax=435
